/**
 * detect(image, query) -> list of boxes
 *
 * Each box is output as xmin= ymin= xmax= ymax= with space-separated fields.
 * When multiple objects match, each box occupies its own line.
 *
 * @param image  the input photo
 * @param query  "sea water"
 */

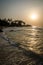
xmin=0 ymin=26 xmax=43 ymax=65
xmin=4 ymin=26 xmax=43 ymax=55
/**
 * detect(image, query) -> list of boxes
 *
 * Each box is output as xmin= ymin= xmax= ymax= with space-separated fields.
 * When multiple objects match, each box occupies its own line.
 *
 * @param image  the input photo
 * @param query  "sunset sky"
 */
xmin=0 ymin=0 xmax=43 ymax=27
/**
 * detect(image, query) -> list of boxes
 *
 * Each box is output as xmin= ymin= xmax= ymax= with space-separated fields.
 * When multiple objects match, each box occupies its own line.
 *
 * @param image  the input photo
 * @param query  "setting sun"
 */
xmin=31 ymin=14 xmax=38 ymax=20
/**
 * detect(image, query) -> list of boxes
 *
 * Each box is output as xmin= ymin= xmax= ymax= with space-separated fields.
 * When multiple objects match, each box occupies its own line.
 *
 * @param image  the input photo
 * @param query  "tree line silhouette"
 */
xmin=0 ymin=18 xmax=25 ymax=27
xmin=0 ymin=18 xmax=31 ymax=32
xmin=0 ymin=18 xmax=31 ymax=27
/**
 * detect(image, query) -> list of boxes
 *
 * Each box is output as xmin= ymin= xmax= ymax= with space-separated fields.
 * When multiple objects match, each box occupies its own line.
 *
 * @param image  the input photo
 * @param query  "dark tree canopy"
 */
xmin=0 ymin=18 xmax=31 ymax=27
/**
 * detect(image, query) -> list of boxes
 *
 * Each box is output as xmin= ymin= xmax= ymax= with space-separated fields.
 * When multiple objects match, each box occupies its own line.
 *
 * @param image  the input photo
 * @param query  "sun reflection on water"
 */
xmin=5 ymin=27 xmax=43 ymax=54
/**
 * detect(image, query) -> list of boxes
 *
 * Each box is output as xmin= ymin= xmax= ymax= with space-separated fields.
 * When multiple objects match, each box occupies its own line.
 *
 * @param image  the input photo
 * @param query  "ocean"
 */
xmin=0 ymin=26 xmax=43 ymax=65
xmin=4 ymin=26 xmax=43 ymax=55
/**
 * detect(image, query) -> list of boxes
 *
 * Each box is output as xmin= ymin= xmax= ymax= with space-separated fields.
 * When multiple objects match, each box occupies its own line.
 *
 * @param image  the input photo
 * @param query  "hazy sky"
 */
xmin=0 ymin=0 xmax=43 ymax=27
